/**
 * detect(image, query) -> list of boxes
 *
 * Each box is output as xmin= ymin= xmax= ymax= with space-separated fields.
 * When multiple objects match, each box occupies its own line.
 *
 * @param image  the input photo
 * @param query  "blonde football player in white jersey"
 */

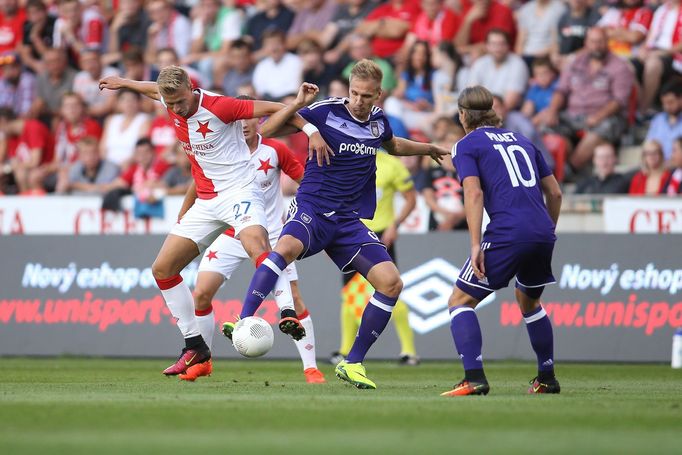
xmin=180 ymin=98 xmax=324 ymax=383
xmin=99 ymin=68 xmax=330 ymax=376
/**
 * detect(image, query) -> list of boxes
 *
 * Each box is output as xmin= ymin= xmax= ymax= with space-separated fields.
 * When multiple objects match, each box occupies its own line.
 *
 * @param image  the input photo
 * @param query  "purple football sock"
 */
xmin=239 ymin=252 xmax=288 ymax=318
xmin=523 ymin=306 xmax=555 ymax=374
xmin=449 ymin=306 xmax=484 ymax=373
xmin=345 ymin=291 xmax=397 ymax=364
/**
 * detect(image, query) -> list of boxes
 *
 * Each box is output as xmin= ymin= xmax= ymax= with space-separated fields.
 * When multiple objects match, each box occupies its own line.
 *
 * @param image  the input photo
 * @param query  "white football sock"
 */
xmin=294 ymin=312 xmax=317 ymax=370
xmin=195 ymin=308 xmax=215 ymax=350
xmin=159 ymin=277 xmax=200 ymax=339
xmin=272 ymin=273 xmax=294 ymax=312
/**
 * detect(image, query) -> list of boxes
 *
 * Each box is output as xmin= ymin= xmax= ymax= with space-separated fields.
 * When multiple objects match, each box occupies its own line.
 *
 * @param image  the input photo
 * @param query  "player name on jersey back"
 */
xmin=453 ymin=126 xmax=556 ymax=244
xmin=483 ymin=131 xmax=518 ymax=143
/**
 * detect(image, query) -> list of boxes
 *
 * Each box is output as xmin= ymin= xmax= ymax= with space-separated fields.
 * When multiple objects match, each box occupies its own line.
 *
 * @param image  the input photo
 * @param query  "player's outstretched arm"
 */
xmin=260 ymin=83 xmax=335 ymax=166
xmin=259 ymin=83 xmax=319 ymax=137
xmin=462 ymin=176 xmax=486 ymax=279
xmin=540 ymin=174 xmax=562 ymax=226
xmin=98 ymin=76 xmax=161 ymax=101
xmin=382 ymin=137 xmax=449 ymax=163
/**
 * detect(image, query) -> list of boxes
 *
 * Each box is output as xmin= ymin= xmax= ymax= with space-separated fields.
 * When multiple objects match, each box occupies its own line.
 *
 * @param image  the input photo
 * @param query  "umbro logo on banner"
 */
xmin=400 ymin=258 xmax=495 ymax=334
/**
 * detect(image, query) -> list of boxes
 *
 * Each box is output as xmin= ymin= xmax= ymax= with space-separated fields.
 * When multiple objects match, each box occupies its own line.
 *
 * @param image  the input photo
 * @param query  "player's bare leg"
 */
xmin=440 ymin=287 xmax=490 ymax=397
xmin=290 ymin=280 xmax=325 ymax=383
xmin=569 ymin=131 xmax=604 ymax=172
xmin=236 ymin=228 xmax=307 ymax=340
xmin=238 ymin=224 xmax=271 ymax=260
xmin=178 ymin=271 xmax=224 ymax=381
xmin=152 ymin=234 xmax=211 ymax=375
xmin=515 ymin=287 xmax=560 ymax=394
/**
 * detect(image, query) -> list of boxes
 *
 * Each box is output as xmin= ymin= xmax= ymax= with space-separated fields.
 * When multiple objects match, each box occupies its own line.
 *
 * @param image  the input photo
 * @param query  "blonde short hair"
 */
xmin=350 ymin=59 xmax=383 ymax=84
xmin=157 ymin=65 xmax=191 ymax=97
xmin=457 ymin=85 xmax=502 ymax=130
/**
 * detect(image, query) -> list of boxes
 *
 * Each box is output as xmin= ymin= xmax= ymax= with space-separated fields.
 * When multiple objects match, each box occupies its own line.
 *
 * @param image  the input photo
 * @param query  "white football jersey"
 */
xmin=163 ymin=89 xmax=257 ymax=199
xmin=226 ymin=135 xmax=304 ymax=236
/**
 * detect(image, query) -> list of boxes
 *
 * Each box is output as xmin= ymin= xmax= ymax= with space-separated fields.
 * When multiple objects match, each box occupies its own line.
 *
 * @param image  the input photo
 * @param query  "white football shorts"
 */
xmin=198 ymin=227 xmax=298 ymax=281
xmin=170 ymin=184 xmax=267 ymax=248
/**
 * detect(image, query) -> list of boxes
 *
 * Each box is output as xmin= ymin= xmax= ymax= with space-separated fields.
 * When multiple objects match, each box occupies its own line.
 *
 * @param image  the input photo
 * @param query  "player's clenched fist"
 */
xmin=98 ymin=76 xmax=126 ymax=91
xmin=294 ymin=82 xmax=320 ymax=108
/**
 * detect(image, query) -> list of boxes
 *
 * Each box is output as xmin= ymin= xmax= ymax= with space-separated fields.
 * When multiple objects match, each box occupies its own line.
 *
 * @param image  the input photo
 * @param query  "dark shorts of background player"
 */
xmin=456 ymin=241 xmax=556 ymax=301
xmin=281 ymin=198 xmax=393 ymax=278
xmin=342 ymin=232 xmax=396 ymax=285
xmin=551 ymin=112 xmax=626 ymax=145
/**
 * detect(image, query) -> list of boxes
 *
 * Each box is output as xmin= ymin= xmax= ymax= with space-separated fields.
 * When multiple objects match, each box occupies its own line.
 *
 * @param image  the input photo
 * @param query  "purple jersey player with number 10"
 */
xmin=228 ymin=60 xmax=448 ymax=390
xmin=442 ymin=86 xmax=564 ymax=397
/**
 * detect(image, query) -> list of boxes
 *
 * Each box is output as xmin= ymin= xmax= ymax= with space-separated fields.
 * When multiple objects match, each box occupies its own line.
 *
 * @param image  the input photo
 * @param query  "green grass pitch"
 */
xmin=1 ymin=358 xmax=680 ymax=454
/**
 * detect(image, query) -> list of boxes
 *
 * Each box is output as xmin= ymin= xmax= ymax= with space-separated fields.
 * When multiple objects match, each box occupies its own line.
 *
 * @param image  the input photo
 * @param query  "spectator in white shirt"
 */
xmin=252 ymin=28 xmax=303 ymax=100
xmin=144 ymin=0 xmax=191 ymax=64
xmin=73 ymin=49 xmax=119 ymax=119
xmin=468 ymin=28 xmax=529 ymax=110
xmin=515 ymin=0 xmax=566 ymax=61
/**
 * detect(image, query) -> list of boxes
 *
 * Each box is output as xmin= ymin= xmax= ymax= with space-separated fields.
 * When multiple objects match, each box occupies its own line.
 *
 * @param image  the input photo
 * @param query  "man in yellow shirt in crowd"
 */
xmin=331 ymin=150 xmax=420 ymax=365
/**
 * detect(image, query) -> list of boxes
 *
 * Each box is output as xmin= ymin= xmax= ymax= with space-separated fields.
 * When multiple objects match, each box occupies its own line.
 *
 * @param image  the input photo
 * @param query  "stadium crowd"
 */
xmin=1 ymin=0 xmax=682 ymax=227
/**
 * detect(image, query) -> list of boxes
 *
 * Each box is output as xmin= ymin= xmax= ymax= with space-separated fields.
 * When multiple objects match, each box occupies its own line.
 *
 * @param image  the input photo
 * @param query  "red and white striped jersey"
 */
xmin=225 ymin=136 xmax=304 ymax=237
xmin=163 ymin=89 xmax=257 ymax=199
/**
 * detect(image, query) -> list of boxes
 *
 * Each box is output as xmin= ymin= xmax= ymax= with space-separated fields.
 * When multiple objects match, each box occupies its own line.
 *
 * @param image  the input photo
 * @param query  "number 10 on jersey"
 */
xmin=493 ymin=144 xmax=537 ymax=188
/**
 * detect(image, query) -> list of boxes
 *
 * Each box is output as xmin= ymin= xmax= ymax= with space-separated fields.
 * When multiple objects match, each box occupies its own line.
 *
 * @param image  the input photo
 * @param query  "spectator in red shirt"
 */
xmin=147 ymin=101 xmax=176 ymax=169
xmin=597 ymin=0 xmax=652 ymax=60
xmin=54 ymin=92 xmax=102 ymax=166
xmin=638 ymin=0 xmax=682 ymax=114
xmin=454 ymin=0 xmax=516 ymax=59
xmin=629 ymin=139 xmax=671 ymax=194
xmin=0 ymin=0 xmax=26 ymax=54
xmin=661 ymin=136 xmax=682 ymax=195
xmin=0 ymin=107 xmax=55 ymax=194
xmin=144 ymin=0 xmax=191 ymax=65
xmin=356 ymin=0 xmax=421 ymax=59
xmin=52 ymin=0 xmax=107 ymax=65
xmin=400 ymin=0 xmax=459 ymax=59
xmin=105 ymin=137 xmax=167 ymax=217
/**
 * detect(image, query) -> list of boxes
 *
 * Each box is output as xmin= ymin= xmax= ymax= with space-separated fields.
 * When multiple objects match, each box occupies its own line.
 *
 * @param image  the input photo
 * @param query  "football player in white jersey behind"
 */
xmin=99 ymin=68 xmax=330 ymax=376
xmin=180 ymin=97 xmax=325 ymax=383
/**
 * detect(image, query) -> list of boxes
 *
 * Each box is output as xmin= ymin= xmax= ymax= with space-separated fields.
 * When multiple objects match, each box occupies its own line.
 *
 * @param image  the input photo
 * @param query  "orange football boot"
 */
xmin=304 ymin=368 xmax=326 ymax=384
xmin=179 ymin=359 xmax=213 ymax=381
xmin=440 ymin=379 xmax=490 ymax=397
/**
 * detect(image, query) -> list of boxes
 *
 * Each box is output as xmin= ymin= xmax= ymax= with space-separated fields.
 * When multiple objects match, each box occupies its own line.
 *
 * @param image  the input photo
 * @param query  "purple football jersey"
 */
xmin=452 ymin=126 xmax=556 ymax=243
xmin=297 ymin=98 xmax=393 ymax=219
